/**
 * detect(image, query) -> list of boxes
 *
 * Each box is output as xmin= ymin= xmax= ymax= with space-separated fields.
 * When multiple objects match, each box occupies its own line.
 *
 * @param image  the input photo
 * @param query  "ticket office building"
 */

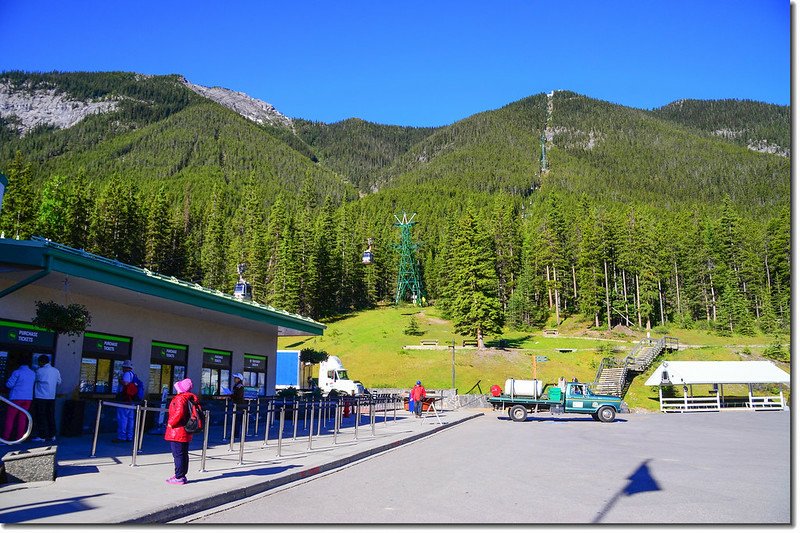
xmin=0 ymin=238 xmax=325 ymax=423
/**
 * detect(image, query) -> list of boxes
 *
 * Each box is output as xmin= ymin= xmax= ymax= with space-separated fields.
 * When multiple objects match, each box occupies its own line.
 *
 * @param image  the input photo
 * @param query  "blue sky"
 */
xmin=0 ymin=0 xmax=790 ymax=127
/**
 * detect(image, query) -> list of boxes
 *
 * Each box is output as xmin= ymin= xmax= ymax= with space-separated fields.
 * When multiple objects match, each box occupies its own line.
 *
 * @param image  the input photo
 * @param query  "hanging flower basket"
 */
xmin=32 ymin=300 xmax=92 ymax=336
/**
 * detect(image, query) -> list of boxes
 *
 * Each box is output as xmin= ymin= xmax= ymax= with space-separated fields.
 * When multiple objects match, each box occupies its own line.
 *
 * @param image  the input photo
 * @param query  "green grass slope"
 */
xmin=280 ymin=306 xmax=790 ymax=410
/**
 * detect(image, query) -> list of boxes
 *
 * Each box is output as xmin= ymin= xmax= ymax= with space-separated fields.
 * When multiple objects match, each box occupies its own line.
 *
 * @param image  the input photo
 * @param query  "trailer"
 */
xmin=488 ymin=379 xmax=629 ymax=422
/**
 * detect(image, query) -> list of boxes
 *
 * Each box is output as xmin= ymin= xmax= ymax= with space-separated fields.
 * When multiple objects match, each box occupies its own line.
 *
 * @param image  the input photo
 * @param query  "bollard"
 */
xmin=292 ymin=400 xmax=299 ymax=440
xmin=238 ymin=409 xmax=247 ymax=465
xmin=130 ymin=405 xmax=141 ymax=467
xmin=277 ymin=406 xmax=285 ymax=457
xmin=222 ymin=397 xmax=230 ymax=441
xmin=200 ymin=410 xmax=210 ymax=472
xmin=307 ymin=402 xmax=315 ymax=450
xmin=90 ymin=400 xmax=104 ymax=458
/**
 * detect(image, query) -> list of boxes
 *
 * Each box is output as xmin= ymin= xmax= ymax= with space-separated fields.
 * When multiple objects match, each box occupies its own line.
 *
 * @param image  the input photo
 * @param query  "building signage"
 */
xmin=83 ymin=332 xmax=131 ymax=358
xmin=202 ymin=348 xmax=231 ymax=369
xmin=151 ymin=341 xmax=188 ymax=364
xmin=244 ymin=354 xmax=266 ymax=372
xmin=0 ymin=320 xmax=56 ymax=349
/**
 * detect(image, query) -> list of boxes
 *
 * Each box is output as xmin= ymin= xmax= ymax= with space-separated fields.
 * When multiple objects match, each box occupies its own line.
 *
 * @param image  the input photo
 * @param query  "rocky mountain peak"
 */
xmin=181 ymin=79 xmax=293 ymax=130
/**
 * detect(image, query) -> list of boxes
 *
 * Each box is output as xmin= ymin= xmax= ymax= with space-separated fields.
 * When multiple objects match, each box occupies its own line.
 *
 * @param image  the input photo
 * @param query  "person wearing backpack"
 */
xmin=164 ymin=378 xmax=201 ymax=485
xmin=113 ymin=360 xmax=138 ymax=443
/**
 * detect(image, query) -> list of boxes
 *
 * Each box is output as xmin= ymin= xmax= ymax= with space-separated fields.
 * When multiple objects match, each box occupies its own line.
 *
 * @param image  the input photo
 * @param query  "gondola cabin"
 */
xmin=233 ymin=281 xmax=252 ymax=301
xmin=361 ymin=250 xmax=373 ymax=264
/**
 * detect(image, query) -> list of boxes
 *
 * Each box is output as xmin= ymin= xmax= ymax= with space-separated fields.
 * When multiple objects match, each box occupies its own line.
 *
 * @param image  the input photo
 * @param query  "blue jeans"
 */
xmin=117 ymin=406 xmax=134 ymax=440
xmin=170 ymin=441 xmax=189 ymax=478
xmin=414 ymin=398 xmax=423 ymax=416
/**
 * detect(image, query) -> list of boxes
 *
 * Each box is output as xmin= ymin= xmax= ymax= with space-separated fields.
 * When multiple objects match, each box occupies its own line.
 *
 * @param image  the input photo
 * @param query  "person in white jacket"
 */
xmin=3 ymin=358 xmax=35 ymax=441
xmin=32 ymin=355 xmax=61 ymax=442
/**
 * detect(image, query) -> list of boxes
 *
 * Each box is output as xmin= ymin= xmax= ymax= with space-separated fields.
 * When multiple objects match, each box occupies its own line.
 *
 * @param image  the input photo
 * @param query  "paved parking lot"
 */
xmin=187 ymin=409 xmax=790 ymax=524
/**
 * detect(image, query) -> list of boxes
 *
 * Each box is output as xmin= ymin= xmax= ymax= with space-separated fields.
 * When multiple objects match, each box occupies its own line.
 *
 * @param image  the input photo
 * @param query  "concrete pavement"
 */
xmin=0 ymin=404 xmax=482 ymax=524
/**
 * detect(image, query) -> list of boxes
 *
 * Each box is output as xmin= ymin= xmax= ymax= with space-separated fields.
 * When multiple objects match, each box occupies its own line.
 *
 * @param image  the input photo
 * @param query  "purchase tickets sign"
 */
xmin=0 ymin=320 xmax=55 ymax=349
xmin=202 ymin=349 xmax=231 ymax=368
xmin=151 ymin=342 xmax=188 ymax=364
xmin=83 ymin=332 xmax=131 ymax=357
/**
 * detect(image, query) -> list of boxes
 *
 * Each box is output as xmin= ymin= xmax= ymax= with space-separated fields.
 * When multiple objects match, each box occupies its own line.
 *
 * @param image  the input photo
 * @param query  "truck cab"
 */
xmin=318 ymin=356 xmax=366 ymax=396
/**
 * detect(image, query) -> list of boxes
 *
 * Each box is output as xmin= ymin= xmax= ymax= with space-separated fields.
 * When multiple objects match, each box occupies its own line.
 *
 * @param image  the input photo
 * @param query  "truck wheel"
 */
xmin=597 ymin=406 xmax=616 ymax=423
xmin=509 ymin=405 xmax=528 ymax=422
xmin=591 ymin=412 xmax=599 ymax=421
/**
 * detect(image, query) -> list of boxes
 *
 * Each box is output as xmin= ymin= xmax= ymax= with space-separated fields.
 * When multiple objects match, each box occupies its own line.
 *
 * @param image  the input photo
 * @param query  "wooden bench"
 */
xmin=543 ymin=329 xmax=559 ymax=337
xmin=420 ymin=339 xmax=439 ymax=346
xmin=462 ymin=340 xmax=478 ymax=347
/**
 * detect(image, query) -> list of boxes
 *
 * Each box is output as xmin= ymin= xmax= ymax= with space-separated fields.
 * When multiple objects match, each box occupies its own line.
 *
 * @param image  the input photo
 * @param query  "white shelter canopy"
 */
xmin=645 ymin=361 xmax=790 ymax=386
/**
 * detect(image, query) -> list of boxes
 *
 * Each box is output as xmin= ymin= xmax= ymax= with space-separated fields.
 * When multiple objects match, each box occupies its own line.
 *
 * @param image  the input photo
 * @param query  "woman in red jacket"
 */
xmin=164 ymin=378 xmax=200 ymax=485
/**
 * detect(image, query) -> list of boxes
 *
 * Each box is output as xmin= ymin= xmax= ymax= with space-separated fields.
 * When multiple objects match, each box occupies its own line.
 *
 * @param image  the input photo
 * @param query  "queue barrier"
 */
xmin=89 ymin=394 xmax=406 ymax=471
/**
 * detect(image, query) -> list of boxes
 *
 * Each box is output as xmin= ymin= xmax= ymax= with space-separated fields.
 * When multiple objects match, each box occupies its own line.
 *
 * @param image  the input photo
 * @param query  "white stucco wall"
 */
xmin=0 ymin=281 xmax=281 ymax=402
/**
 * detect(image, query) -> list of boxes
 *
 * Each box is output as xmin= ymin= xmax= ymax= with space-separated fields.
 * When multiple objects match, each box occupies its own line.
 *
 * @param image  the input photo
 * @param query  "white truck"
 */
xmin=318 ymin=356 xmax=366 ymax=396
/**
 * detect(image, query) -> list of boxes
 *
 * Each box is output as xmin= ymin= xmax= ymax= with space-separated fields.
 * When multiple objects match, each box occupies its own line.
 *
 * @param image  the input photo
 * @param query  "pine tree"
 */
xmin=145 ymin=188 xmax=174 ymax=273
xmin=448 ymin=210 xmax=503 ymax=349
xmin=200 ymin=187 xmax=228 ymax=290
xmin=64 ymin=171 xmax=94 ymax=250
xmin=1 ymin=150 xmax=36 ymax=239
xmin=36 ymin=175 xmax=70 ymax=243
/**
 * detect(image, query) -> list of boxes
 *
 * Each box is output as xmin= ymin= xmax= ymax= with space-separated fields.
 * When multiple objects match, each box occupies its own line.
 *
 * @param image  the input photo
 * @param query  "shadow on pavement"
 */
xmin=196 ymin=464 xmax=301 ymax=483
xmin=0 ymin=493 xmax=107 ymax=523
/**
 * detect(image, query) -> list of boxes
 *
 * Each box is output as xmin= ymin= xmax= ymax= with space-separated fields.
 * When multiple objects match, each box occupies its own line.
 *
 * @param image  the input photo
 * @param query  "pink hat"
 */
xmin=174 ymin=378 xmax=193 ymax=394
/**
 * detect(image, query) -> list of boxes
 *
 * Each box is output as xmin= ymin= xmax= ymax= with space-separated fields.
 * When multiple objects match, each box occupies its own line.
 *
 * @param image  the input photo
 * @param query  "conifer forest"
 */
xmin=0 ymin=72 xmax=790 ymax=340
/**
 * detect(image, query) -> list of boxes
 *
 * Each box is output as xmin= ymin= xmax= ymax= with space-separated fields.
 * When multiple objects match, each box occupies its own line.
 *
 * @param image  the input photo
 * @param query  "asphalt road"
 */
xmin=184 ymin=409 xmax=790 ymax=525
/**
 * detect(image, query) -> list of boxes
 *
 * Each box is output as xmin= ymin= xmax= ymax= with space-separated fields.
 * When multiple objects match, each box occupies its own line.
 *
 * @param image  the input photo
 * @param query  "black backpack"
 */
xmin=183 ymin=398 xmax=204 ymax=433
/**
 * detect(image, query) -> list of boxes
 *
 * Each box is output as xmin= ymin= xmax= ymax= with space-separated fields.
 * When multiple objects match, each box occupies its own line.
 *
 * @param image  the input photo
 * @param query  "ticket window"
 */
xmin=149 ymin=342 xmax=188 ymax=399
xmin=201 ymin=349 xmax=231 ymax=397
xmin=0 ymin=320 xmax=57 ymax=385
xmin=79 ymin=332 xmax=132 ymax=395
xmin=243 ymin=354 xmax=267 ymax=397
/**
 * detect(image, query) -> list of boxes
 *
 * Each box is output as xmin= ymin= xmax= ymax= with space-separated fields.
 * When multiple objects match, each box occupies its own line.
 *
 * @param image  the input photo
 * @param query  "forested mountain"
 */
xmin=652 ymin=98 xmax=790 ymax=157
xmin=295 ymin=118 xmax=439 ymax=193
xmin=0 ymin=71 xmax=790 ymax=340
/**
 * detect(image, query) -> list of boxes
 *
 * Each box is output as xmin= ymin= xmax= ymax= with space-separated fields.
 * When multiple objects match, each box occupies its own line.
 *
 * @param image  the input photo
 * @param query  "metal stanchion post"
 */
xmin=292 ymin=400 xmax=299 ymax=440
xmin=307 ymin=402 xmax=315 ymax=450
xmin=263 ymin=400 xmax=273 ymax=448
xmin=394 ymin=395 xmax=397 ymax=422
xmin=303 ymin=399 xmax=308 ymax=429
xmin=317 ymin=400 xmax=323 ymax=436
xmin=222 ymin=397 xmax=229 ymax=441
xmin=354 ymin=398 xmax=359 ymax=440
xmin=130 ymin=405 xmax=141 ymax=467
xmin=238 ymin=409 xmax=247 ymax=465
xmin=229 ymin=405 xmax=238 ymax=451
xmin=277 ymin=406 xmax=285 ymax=457
xmin=254 ymin=399 xmax=261 ymax=436
xmin=246 ymin=399 xmax=254 ymax=436
xmin=333 ymin=402 xmax=339 ymax=445
xmin=383 ymin=395 xmax=388 ymax=426
xmin=371 ymin=401 xmax=376 ymax=436
xmin=137 ymin=400 xmax=148 ymax=452
xmin=90 ymin=400 xmax=103 ymax=457
xmin=199 ymin=410 xmax=210 ymax=472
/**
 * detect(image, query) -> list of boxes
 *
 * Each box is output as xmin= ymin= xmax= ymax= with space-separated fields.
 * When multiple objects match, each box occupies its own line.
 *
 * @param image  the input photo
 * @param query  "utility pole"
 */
xmin=451 ymin=340 xmax=456 ymax=390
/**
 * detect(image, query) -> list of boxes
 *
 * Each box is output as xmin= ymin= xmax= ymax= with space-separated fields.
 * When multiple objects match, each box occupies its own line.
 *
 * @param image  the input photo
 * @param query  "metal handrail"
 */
xmin=0 ymin=395 xmax=33 ymax=445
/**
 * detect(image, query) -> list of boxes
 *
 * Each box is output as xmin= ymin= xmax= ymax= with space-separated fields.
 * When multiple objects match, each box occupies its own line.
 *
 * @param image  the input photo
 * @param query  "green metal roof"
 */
xmin=0 ymin=237 xmax=325 ymax=336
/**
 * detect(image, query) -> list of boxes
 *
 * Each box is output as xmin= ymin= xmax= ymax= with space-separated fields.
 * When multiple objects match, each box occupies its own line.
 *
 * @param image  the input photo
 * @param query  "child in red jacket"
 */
xmin=164 ymin=378 xmax=200 ymax=485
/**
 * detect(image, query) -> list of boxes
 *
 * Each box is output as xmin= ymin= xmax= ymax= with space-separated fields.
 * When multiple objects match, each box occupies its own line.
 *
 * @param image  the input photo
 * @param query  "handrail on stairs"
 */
xmin=0 ymin=395 xmax=34 ymax=445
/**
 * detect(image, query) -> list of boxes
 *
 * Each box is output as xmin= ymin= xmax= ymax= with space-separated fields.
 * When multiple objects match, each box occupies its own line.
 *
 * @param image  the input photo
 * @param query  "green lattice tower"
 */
xmin=393 ymin=211 xmax=425 ymax=305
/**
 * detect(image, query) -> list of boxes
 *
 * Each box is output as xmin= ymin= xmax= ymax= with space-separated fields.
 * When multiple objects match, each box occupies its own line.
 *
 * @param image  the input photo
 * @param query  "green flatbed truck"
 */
xmin=488 ymin=381 xmax=629 ymax=422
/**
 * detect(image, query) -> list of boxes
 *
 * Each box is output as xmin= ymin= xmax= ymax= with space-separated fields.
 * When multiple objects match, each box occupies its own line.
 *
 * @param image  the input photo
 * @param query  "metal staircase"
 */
xmin=593 ymin=336 xmax=679 ymax=397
